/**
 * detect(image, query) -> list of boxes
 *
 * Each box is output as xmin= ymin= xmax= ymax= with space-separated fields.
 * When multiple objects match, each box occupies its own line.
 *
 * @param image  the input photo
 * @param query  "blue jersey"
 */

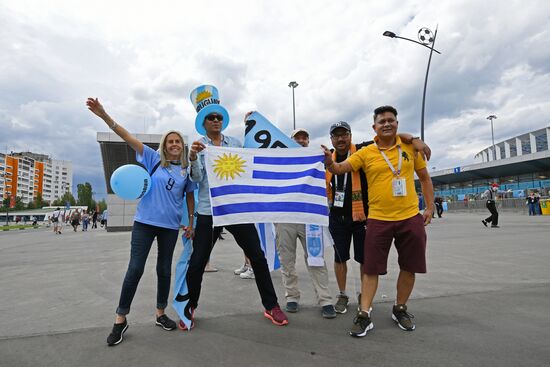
xmin=134 ymin=145 xmax=196 ymax=230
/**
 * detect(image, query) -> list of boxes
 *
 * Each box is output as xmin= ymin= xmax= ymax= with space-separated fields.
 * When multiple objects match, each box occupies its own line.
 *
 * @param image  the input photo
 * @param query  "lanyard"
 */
xmin=336 ymin=151 xmax=350 ymax=190
xmin=378 ymin=145 xmax=402 ymax=177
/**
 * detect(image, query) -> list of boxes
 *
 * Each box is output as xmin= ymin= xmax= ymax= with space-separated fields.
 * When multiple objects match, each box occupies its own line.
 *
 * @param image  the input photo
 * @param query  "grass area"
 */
xmin=1 ymin=225 xmax=40 ymax=231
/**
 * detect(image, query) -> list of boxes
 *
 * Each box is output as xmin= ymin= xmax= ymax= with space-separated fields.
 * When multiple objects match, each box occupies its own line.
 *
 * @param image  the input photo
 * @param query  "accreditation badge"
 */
xmin=392 ymin=177 xmax=407 ymax=197
xmin=334 ymin=190 xmax=345 ymax=207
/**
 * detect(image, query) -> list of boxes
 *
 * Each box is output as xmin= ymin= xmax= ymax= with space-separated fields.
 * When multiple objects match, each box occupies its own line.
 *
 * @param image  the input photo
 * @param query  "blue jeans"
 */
xmin=116 ymin=221 xmax=179 ymax=315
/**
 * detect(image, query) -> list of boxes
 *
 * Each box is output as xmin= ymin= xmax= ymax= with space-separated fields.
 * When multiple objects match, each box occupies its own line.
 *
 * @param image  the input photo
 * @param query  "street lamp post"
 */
xmin=383 ymin=27 xmax=441 ymax=141
xmin=4 ymin=195 xmax=10 ymax=226
xmin=288 ymin=81 xmax=299 ymax=130
xmin=487 ymin=115 xmax=497 ymax=160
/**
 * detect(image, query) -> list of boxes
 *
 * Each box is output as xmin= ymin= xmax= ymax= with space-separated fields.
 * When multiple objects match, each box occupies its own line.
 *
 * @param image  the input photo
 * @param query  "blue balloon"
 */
xmin=110 ymin=164 xmax=152 ymax=200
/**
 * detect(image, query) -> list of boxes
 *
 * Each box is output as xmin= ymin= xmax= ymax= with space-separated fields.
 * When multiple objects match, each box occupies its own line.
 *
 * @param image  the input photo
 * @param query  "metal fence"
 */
xmin=446 ymin=198 xmax=533 ymax=213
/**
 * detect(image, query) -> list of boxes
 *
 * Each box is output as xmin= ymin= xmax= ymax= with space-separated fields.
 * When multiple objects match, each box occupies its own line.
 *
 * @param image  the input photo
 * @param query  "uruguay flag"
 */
xmin=205 ymin=146 xmax=329 ymax=227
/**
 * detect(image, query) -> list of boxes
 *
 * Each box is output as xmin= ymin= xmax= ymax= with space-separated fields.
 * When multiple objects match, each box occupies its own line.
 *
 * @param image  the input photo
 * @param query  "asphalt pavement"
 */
xmin=0 ymin=212 xmax=549 ymax=367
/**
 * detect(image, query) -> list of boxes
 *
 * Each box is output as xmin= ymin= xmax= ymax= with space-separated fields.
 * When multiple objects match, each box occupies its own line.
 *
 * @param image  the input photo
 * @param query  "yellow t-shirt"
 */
xmin=347 ymin=136 xmax=427 ymax=221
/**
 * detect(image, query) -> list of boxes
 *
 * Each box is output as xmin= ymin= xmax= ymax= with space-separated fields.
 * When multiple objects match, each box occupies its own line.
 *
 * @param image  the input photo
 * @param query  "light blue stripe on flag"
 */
xmin=253 ymin=155 xmax=324 ymax=165
xmin=213 ymin=202 xmax=328 ymax=216
xmin=253 ymin=169 xmax=325 ymax=180
xmin=210 ymin=184 xmax=326 ymax=197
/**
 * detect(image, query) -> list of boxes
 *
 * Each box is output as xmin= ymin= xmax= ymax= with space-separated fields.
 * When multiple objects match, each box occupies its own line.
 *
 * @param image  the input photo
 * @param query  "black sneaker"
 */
xmin=334 ymin=294 xmax=348 ymax=314
xmin=107 ymin=319 xmax=128 ymax=346
xmin=321 ymin=304 xmax=337 ymax=319
xmin=481 ymin=220 xmax=488 ymax=227
xmin=349 ymin=310 xmax=373 ymax=337
xmin=392 ymin=304 xmax=415 ymax=331
xmin=285 ymin=301 xmax=299 ymax=313
xmin=491 ymin=225 xmax=500 ymax=228
xmin=155 ymin=314 xmax=177 ymax=331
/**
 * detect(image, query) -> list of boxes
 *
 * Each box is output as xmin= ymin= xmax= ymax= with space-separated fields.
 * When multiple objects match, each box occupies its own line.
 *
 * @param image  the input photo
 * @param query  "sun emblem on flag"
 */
xmin=213 ymin=153 xmax=246 ymax=180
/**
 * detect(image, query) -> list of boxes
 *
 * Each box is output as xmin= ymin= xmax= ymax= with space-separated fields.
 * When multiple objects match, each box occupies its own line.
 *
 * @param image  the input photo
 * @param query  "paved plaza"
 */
xmin=0 ymin=212 xmax=549 ymax=367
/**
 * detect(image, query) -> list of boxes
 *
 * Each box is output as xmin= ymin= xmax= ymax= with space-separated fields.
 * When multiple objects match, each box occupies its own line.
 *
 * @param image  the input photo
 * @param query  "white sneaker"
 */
xmin=239 ymin=267 xmax=255 ymax=279
xmin=234 ymin=264 xmax=248 ymax=275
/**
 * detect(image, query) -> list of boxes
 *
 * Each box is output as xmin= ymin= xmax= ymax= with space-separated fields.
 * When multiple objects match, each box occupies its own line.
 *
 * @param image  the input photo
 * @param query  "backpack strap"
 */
xmin=149 ymin=161 xmax=161 ymax=176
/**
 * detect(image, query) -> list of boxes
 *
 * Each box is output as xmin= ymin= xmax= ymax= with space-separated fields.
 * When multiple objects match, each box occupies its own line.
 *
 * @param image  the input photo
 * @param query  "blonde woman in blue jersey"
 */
xmin=87 ymin=98 xmax=196 ymax=346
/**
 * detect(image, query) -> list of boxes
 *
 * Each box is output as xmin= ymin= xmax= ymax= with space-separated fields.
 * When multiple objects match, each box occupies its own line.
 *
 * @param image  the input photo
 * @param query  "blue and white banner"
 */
xmin=244 ymin=112 xmax=299 ymax=148
xmin=256 ymin=223 xmax=280 ymax=271
xmin=305 ymin=224 xmax=334 ymax=267
xmin=205 ymin=146 xmax=329 ymax=227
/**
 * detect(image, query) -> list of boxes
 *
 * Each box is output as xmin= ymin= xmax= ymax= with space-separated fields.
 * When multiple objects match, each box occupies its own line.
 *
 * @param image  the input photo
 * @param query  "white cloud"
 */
xmin=1 ymin=0 xmax=550 ymax=197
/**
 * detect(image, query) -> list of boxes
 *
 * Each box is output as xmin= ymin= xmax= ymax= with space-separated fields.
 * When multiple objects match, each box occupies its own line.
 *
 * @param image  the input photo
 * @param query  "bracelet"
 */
xmin=189 ymin=214 xmax=195 ymax=217
xmin=110 ymin=122 xmax=118 ymax=130
xmin=411 ymin=136 xmax=420 ymax=141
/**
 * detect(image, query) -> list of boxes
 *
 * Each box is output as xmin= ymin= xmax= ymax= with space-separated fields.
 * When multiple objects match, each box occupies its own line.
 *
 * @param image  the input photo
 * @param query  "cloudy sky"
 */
xmin=1 ymin=0 xmax=550 ymax=198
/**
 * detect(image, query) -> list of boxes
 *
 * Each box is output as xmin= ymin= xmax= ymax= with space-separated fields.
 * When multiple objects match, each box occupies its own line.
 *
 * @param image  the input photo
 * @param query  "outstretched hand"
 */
xmin=321 ymin=145 xmax=333 ymax=166
xmin=86 ymin=98 xmax=107 ymax=119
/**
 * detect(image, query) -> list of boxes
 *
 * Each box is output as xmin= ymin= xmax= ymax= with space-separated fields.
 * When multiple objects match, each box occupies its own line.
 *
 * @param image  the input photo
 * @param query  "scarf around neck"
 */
xmin=325 ymin=143 xmax=366 ymax=222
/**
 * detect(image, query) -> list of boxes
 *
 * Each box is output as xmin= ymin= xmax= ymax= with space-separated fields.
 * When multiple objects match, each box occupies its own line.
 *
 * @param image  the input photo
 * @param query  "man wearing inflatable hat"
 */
xmin=185 ymin=85 xmax=289 ymax=329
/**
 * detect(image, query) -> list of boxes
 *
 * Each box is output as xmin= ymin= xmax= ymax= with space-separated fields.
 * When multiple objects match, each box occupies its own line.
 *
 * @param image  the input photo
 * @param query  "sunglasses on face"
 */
xmin=206 ymin=114 xmax=223 ymax=122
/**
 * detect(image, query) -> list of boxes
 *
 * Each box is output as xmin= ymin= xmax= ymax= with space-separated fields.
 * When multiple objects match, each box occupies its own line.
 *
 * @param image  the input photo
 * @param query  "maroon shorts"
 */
xmin=363 ymin=213 xmax=427 ymax=275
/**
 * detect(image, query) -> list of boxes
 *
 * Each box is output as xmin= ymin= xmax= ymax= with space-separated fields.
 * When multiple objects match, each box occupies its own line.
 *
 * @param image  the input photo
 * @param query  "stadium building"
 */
xmin=428 ymin=126 xmax=550 ymax=203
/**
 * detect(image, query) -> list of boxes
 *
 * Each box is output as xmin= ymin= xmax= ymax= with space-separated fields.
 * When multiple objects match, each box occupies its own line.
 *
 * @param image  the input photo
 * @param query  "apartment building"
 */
xmin=0 ymin=152 xmax=73 ymax=205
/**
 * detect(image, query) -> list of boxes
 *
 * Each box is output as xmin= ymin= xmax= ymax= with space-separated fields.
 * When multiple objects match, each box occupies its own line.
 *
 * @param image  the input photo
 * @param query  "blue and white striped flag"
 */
xmin=205 ymin=146 xmax=329 ymax=227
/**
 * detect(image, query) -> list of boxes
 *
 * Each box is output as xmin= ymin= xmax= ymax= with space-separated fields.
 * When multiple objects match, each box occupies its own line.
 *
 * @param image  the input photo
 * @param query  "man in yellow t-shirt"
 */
xmin=323 ymin=105 xmax=434 ymax=338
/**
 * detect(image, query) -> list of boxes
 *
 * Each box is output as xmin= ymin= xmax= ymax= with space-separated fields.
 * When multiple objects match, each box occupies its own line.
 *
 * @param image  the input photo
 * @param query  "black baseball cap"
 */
xmin=329 ymin=121 xmax=351 ymax=135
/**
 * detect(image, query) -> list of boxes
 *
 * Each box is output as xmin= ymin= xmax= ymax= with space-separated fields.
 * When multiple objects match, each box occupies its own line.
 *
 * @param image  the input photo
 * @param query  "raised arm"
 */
xmin=188 ymin=141 xmax=206 ymax=182
xmin=416 ymin=167 xmax=434 ymax=225
xmin=322 ymin=145 xmax=353 ymax=175
xmin=399 ymin=133 xmax=431 ymax=161
xmin=86 ymin=98 xmax=144 ymax=155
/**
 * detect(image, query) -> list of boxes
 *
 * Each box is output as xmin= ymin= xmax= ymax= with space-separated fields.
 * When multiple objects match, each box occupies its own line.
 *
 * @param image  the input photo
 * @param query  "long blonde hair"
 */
xmin=159 ymin=130 xmax=188 ymax=169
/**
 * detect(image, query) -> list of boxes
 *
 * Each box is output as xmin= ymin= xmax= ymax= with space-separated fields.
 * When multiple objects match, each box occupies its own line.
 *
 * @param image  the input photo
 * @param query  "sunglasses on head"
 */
xmin=206 ymin=114 xmax=223 ymax=121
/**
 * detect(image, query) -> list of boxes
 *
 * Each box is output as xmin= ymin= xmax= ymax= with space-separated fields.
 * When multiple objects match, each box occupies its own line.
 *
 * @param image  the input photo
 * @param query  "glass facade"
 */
xmin=534 ymin=130 xmax=548 ymax=152
xmin=519 ymin=134 xmax=531 ymax=154
xmin=508 ymin=140 xmax=517 ymax=157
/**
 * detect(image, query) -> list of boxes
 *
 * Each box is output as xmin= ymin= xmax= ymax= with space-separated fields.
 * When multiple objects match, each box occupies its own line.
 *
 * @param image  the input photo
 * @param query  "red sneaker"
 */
xmin=178 ymin=309 xmax=195 ymax=331
xmin=264 ymin=305 xmax=289 ymax=326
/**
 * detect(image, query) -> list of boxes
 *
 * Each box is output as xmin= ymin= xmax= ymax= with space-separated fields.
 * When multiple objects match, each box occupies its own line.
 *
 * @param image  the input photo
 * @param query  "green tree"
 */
xmin=34 ymin=192 xmax=46 ymax=209
xmin=97 ymin=199 xmax=107 ymax=212
xmin=53 ymin=191 xmax=77 ymax=207
xmin=0 ymin=197 xmax=9 ymax=212
xmin=14 ymin=196 xmax=25 ymax=210
xmin=77 ymin=182 xmax=93 ymax=209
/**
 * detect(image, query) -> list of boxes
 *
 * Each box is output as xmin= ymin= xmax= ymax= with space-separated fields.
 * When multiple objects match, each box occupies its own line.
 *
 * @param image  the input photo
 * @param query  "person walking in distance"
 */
xmin=481 ymin=183 xmax=503 ymax=228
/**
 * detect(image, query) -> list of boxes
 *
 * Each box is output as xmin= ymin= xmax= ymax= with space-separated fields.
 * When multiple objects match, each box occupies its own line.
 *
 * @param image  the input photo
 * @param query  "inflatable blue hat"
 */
xmin=190 ymin=85 xmax=230 ymax=135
